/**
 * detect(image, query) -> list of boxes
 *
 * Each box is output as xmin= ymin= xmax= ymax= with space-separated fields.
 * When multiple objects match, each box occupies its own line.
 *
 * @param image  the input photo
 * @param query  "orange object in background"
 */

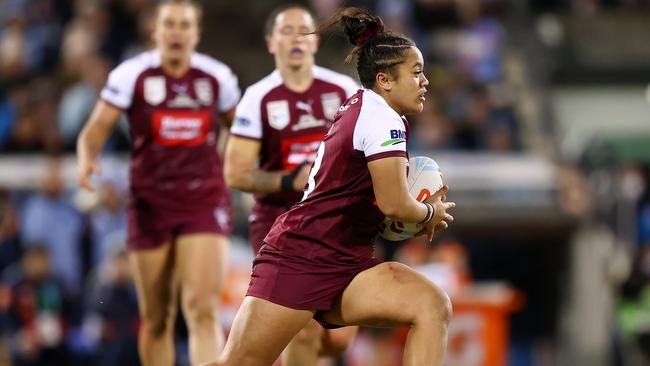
xmin=447 ymin=284 xmax=524 ymax=366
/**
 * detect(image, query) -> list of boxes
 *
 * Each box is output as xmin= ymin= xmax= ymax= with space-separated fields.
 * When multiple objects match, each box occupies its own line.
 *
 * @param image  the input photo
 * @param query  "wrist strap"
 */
xmin=418 ymin=202 xmax=434 ymax=225
xmin=281 ymin=162 xmax=308 ymax=192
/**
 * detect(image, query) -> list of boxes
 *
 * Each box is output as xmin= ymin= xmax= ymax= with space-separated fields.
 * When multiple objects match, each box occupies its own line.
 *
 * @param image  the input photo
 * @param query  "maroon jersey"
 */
xmin=100 ymin=50 xmax=240 ymax=211
xmin=264 ymin=89 xmax=409 ymax=260
xmin=230 ymin=66 xmax=358 ymax=207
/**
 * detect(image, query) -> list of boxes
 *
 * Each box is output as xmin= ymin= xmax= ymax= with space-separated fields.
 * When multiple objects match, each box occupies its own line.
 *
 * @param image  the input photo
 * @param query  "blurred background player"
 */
xmin=205 ymin=8 xmax=454 ymax=366
xmin=224 ymin=4 xmax=359 ymax=366
xmin=75 ymin=1 xmax=240 ymax=365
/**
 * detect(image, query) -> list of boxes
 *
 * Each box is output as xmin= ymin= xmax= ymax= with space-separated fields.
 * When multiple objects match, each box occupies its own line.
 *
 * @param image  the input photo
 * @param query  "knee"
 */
xmin=320 ymin=330 xmax=354 ymax=357
xmin=183 ymin=291 xmax=220 ymax=327
xmin=141 ymin=310 xmax=171 ymax=338
xmin=291 ymin=320 xmax=322 ymax=349
xmin=417 ymin=285 xmax=453 ymax=327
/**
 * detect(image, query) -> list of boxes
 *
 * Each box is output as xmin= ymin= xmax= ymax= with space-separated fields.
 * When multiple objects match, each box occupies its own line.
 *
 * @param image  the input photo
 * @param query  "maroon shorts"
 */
xmin=246 ymin=242 xmax=380 ymax=327
xmin=127 ymin=196 xmax=232 ymax=251
xmin=248 ymin=204 xmax=290 ymax=254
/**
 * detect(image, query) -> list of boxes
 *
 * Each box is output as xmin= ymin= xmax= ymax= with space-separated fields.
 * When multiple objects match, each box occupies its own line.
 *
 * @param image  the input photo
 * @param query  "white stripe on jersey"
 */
xmin=191 ymin=53 xmax=241 ymax=112
xmin=231 ymin=67 xmax=359 ymax=140
xmin=100 ymin=50 xmax=240 ymax=112
xmin=101 ymin=51 xmax=160 ymax=110
xmin=352 ymin=89 xmax=407 ymax=158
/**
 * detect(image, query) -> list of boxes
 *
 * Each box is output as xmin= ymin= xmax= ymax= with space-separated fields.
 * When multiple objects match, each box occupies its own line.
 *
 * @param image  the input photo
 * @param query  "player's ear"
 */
xmin=266 ymin=35 xmax=274 ymax=55
xmin=314 ymin=34 xmax=320 ymax=52
xmin=375 ymin=72 xmax=393 ymax=92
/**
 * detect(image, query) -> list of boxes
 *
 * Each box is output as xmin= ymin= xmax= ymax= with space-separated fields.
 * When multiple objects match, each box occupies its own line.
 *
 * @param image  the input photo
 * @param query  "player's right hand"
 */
xmin=423 ymin=185 xmax=455 ymax=241
xmin=77 ymin=159 xmax=101 ymax=192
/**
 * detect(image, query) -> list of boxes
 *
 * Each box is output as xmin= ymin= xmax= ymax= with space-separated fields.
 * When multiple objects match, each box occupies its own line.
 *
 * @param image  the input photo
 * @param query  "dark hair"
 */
xmin=157 ymin=0 xmax=203 ymax=26
xmin=317 ymin=7 xmax=415 ymax=88
xmin=265 ymin=4 xmax=317 ymax=37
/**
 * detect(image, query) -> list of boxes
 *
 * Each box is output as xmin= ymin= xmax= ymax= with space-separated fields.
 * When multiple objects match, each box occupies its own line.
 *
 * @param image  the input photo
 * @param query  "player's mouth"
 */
xmin=290 ymin=47 xmax=304 ymax=57
xmin=418 ymin=90 xmax=427 ymax=102
xmin=170 ymin=42 xmax=184 ymax=51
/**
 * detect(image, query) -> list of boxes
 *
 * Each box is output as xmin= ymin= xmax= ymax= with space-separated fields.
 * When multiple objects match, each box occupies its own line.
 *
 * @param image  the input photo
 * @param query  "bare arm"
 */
xmin=219 ymin=107 xmax=237 ymax=129
xmin=368 ymin=157 xmax=428 ymax=222
xmin=368 ymin=157 xmax=455 ymax=241
xmin=216 ymin=107 xmax=237 ymax=156
xmin=224 ymin=136 xmax=309 ymax=193
xmin=76 ymin=100 xmax=122 ymax=191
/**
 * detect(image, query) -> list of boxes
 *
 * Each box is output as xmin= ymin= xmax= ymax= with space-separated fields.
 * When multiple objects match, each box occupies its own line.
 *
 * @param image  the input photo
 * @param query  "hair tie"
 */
xmin=355 ymin=21 xmax=383 ymax=46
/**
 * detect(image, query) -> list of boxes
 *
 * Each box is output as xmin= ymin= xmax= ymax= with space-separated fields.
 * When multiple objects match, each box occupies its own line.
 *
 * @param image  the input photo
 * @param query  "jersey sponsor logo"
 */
xmin=292 ymin=115 xmax=326 ymax=131
xmin=321 ymin=92 xmax=342 ymax=120
xmin=144 ymin=76 xmax=166 ymax=105
xmin=296 ymin=100 xmax=313 ymax=114
xmin=381 ymin=129 xmax=407 ymax=146
xmin=214 ymin=207 xmax=229 ymax=231
xmin=105 ymin=85 xmax=120 ymax=95
xmin=194 ymin=78 xmax=213 ymax=105
xmin=151 ymin=110 xmax=211 ymax=146
xmin=233 ymin=117 xmax=250 ymax=127
xmin=280 ymin=133 xmax=326 ymax=169
xmin=267 ymin=100 xmax=290 ymax=130
xmin=168 ymin=82 xmax=200 ymax=108
xmin=337 ymin=97 xmax=359 ymax=113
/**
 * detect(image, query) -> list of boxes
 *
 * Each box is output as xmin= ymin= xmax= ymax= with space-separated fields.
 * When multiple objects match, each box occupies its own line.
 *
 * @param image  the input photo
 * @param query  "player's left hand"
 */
xmin=293 ymin=162 xmax=312 ymax=191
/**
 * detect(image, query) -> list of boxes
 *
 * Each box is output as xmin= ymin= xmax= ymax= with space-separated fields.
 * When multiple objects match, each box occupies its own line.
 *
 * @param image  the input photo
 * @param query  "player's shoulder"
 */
xmin=190 ymin=52 xmax=236 ymax=80
xmin=241 ymin=70 xmax=284 ymax=102
xmin=313 ymin=65 xmax=358 ymax=88
xmin=110 ymin=50 xmax=159 ymax=78
xmin=357 ymin=90 xmax=402 ymax=124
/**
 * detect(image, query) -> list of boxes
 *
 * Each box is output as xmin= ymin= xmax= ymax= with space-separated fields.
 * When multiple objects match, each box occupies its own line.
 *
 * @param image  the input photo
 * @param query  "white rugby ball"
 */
xmin=379 ymin=156 xmax=444 ymax=241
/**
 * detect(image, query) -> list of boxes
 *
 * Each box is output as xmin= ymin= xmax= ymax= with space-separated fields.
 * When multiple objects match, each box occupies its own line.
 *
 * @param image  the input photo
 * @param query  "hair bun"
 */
xmin=340 ymin=9 xmax=384 ymax=47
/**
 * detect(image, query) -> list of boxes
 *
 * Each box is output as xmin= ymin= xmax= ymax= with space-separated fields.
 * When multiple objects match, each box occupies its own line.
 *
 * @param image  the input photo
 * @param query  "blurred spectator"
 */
xmin=20 ymin=157 xmax=83 ymax=292
xmin=79 ymin=244 xmax=139 ymax=366
xmin=0 ymin=188 xmax=22 ymax=274
xmin=86 ymin=159 xmax=128 ymax=267
xmin=454 ymin=0 xmax=505 ymax=84
xmin=3 ymin=79 xmax=63 ymax=152
xmin=58 ymin=55 xmax=130 ymax=151
xmin=410 ymin=96 xmax=454 ymax=150
xmin=60 ymin=9 xmax=102 ymax=78
xmin=0 ymin=245 xmax=74 ymax=366
xmin=442 ymin=82 xmax=521 ymax=151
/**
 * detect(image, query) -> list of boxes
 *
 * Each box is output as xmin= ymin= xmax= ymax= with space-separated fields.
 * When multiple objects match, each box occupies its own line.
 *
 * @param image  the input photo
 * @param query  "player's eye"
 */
xmin=280 ymin=26 xmax=293 ymax=35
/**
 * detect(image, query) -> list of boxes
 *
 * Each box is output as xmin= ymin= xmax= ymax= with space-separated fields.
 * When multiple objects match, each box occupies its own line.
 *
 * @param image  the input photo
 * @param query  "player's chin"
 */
xmin=406 ymin=101 xmax=424 ymax=115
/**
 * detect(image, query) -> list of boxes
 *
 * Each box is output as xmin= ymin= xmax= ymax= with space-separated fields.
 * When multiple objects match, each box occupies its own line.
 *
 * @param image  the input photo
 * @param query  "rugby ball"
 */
xmin=379 ymin=156 xmax=444 ymax=241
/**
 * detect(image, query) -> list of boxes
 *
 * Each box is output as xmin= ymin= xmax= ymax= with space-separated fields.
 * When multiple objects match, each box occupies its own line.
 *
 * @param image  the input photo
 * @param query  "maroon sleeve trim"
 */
xmin=229 ymin=132 xmax=261 ymax=141
xmin=366 ymin=150 xmax=407 ymax=162
xmin=100 ymin=98 xmax=127 ymax=112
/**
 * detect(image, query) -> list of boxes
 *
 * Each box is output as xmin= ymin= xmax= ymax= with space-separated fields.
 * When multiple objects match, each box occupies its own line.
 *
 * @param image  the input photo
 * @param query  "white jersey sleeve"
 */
xmin=313 ymin=65 xmax=360 ymax=98
xmin=353 ymin=95 xmax=407 ymax=160
xmin=215 ymin=67 xmax=240 ymax=112
xmin=192 ymin=53 xmax=241 ymax=112
xmin=230 ymin=86 xmax=263 ymax=140
xmin=100 ymin=56 xmax=148 ymax=110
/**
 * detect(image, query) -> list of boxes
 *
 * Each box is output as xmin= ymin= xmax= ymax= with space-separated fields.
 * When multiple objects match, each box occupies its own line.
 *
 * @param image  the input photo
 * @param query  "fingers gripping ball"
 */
xmin=380 ymin=156 xmax=443 ymax=241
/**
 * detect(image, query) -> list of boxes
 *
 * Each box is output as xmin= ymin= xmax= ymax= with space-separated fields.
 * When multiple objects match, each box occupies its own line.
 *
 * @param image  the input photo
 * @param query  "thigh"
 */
xmin=128 ymin=242 xmax=176 ymax=319
xmin=221 ymin=296 xmax=315 ymax=366
xmin=127 ymin=203 xmax=174 ymax=251
xmin=320 ymin=261 xmax=450 ymax=328
xmin=176 ymin=233 xmax=229 ymax=305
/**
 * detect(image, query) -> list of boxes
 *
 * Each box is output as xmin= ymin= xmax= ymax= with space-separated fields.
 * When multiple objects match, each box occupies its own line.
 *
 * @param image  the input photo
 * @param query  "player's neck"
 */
xmin=372 ymin=87 xmax=404 ymax=116
xmin=280 ymin=64 xmax=314 ymax=93
xmin=161 ymin=57 xmax=191 ymax=78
